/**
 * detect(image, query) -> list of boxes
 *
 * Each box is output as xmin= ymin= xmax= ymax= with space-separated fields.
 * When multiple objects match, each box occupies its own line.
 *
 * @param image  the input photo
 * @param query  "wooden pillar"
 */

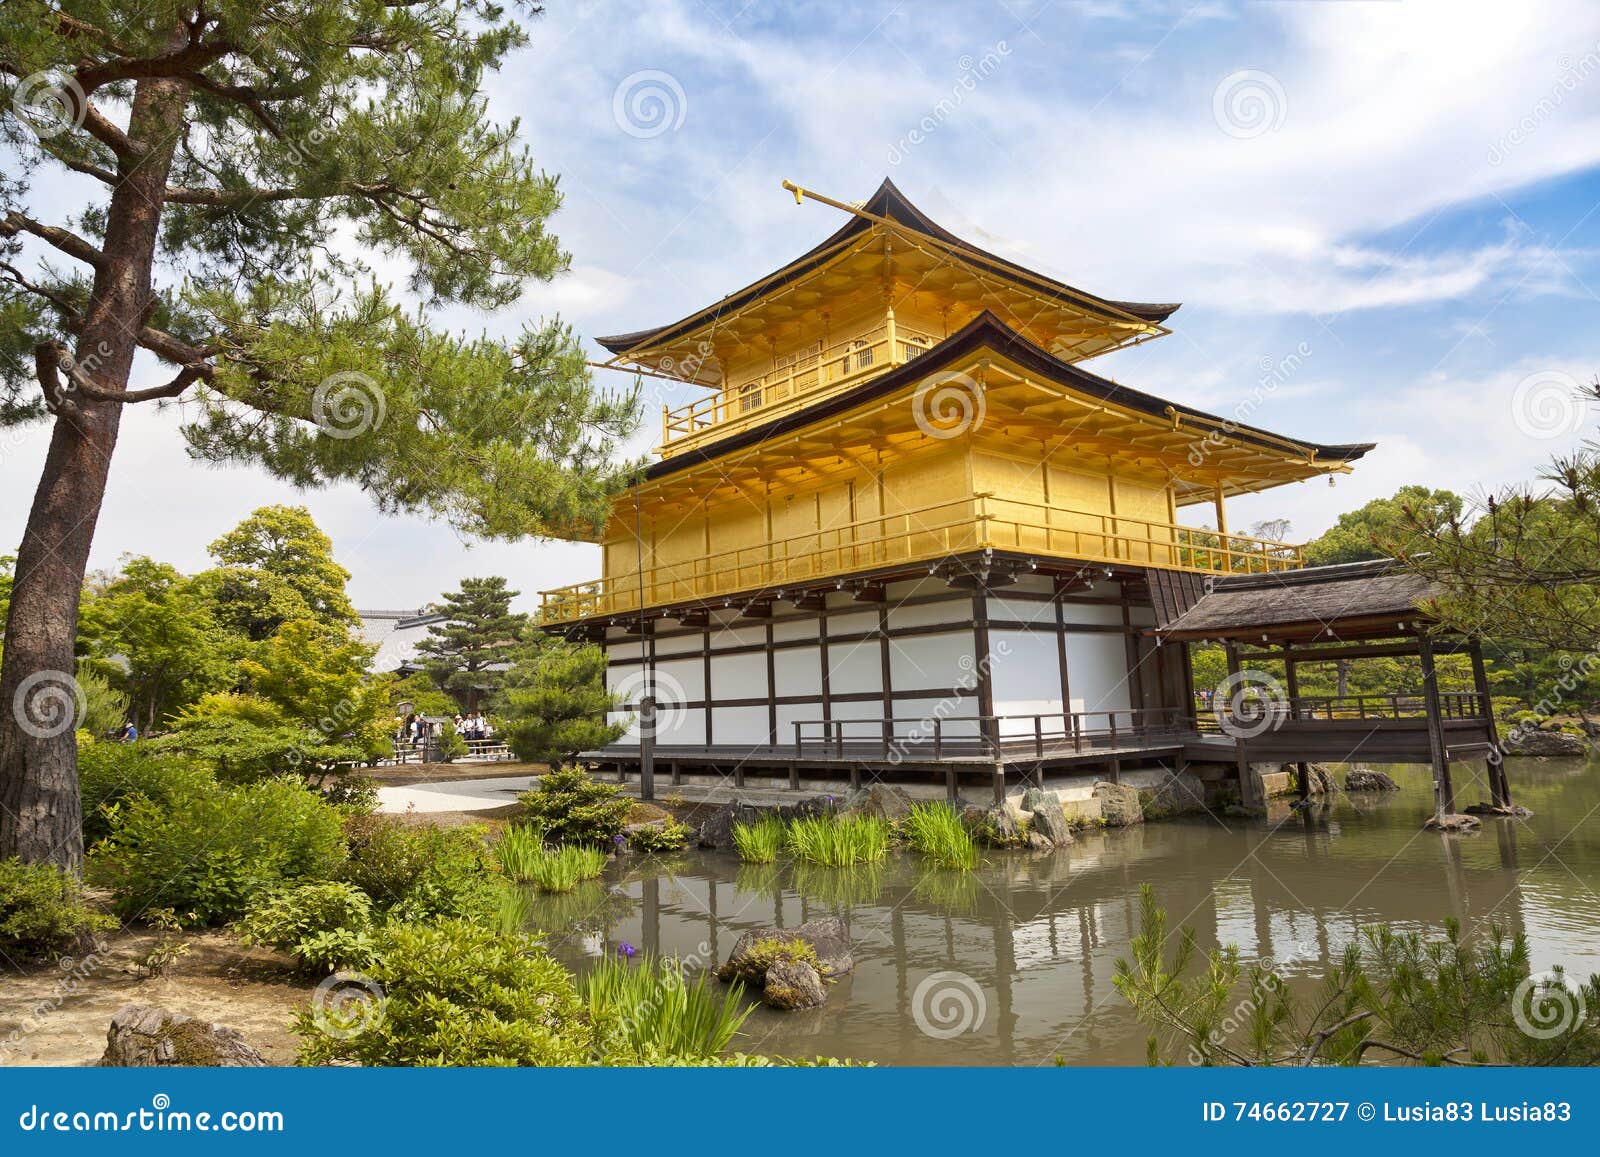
xmin=1470 ymin=640 xmax=1511 ymax=806
xmin=1284 ymin=644 xmax=1310 ymax=802
xmin=1224 ymin=640 xmax=1253 ymax=805
xmin=1419 ymin=636 xmax=1455 ymax=819
xmin=1213 ymin=481 xmax=1230 ymax=540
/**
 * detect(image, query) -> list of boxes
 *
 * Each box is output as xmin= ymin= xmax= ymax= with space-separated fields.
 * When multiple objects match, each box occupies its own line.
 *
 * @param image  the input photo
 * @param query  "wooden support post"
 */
xmin=991 ymin=760 xmax=1006 ymax=806
xmin=946 ymin=764 xmax=959 ymax=803
xmin=734 ymin=762 xmax=746 ymax=790
xmin=1224 ymin=640 xmax=1254 ymax=806
xmin=1419 ymin=637 xmax=1456 ymax=819
xmin=788 ymin=763 xmax=800 ymax=791
xmin=1470 ymin=640 xmax=1511 ymax=806
xmin=1296 ymin=761 xmax=1312 ymax=802
xmin=670 ymin=761 xmax=682 ymax=788
xmin=850 ymin=763 xmax=862 ymax=791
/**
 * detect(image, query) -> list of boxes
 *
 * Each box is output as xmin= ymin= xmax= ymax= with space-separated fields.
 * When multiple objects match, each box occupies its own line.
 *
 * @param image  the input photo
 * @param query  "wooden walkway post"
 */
xmin=1224 ymin=640 xmax=1254 ymax=806
xmin=1418 ymin=637 xmax=1455 ymax=819
xmin=1469 ymin=640 xmax=1511 ymax=806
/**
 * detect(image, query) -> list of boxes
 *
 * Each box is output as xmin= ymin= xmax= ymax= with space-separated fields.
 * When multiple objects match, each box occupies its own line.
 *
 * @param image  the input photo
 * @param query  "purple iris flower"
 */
xmin=617 ymin=941 xmax=636 ymax=959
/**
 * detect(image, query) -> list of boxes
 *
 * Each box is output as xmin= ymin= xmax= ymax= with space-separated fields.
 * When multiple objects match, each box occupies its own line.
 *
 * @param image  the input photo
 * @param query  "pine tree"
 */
xmin=417 ymin=577 xmax=528 ymax=711
xmin=0 ymin=4 xmax=639 ymax=867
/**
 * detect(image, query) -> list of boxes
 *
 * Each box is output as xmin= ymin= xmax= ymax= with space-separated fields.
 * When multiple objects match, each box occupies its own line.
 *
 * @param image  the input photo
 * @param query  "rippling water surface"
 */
xmin=523 ymin=759 xmax=1600 ymax=1065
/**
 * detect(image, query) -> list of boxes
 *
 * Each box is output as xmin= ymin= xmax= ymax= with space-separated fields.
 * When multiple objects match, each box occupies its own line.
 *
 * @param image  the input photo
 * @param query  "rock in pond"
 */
xmin=962 ymin=803 xmax=1021 ymax=847
xmin=1029 ymin=800 xmax=1076 ymax=847
xmin=1422 ymin=812 xmax=1482 ymax=833
xmin=99 ymin=1005 xmax=266 ymax=1067
xmin=837 ymin=783 xmax=916 ymax=822
xmin=1345 ymin=767 xmax=1400 ymax=792
xmin=1093 ymin=781 xmax=1144 ymax=826
xmin=1463 ymin=801 xmax=1534 ymax=818
xmin=717 ymin=916 xmax=853 ymax=983
xmin=1500 ymin=728 xmax=1588 ymax=757
xmin=762 ymin=959 xmax=827 ymax=1010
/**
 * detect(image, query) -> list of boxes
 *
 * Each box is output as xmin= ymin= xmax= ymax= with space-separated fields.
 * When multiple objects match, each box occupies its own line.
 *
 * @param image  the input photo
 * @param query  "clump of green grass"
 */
xmin=525 ymin=845 xmax=608 ymax=893
xmin=732 ymin=814 xmax=787 ymax=863
xmin=785 ymin=814 xmax=891 ymax=866
xmin=584 ymin=953 xmax=755 ymax=1059
xmin=902 ymin=802 xmax=979 ymax=870
xmin=494 ymin=824 xmax=548 ymax=882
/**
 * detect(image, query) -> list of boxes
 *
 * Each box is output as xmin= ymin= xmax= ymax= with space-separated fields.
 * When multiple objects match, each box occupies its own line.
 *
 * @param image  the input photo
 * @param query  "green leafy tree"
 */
xmin=77 ymin=557 xmax=235 ymax=733
xmin=417 ymin=576 xmax=528 ymax=710
xmin=0 ymin=3 xmax=640 ymax=866
xmin=198 ymin=505 xmax=357 ymax=641
xmin=1303 ymin=485 xmax=1463 ymax=566
xmin=502 ymin=640 xmax=623 ymax=767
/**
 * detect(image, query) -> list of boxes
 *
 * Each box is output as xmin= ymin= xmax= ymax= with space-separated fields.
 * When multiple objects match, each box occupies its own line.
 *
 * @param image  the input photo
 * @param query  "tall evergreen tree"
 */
xmin=417 ymin=577 xmax=528 ymax=710
xmin=0 ymin=3 xmax=639 ymax=867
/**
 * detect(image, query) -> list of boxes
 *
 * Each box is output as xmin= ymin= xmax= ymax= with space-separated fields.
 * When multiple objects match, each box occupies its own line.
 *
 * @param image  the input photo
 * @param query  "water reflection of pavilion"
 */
xmin=579 ymin=801 xmax=1537 ymax=1065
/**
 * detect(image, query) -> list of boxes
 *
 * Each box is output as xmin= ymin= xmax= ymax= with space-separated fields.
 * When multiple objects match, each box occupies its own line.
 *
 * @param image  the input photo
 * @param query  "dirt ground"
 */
xmin=1 ymin=928 xmax=311 ymax=1067
xmin=365 ymin=760 xmax=544 ymax=786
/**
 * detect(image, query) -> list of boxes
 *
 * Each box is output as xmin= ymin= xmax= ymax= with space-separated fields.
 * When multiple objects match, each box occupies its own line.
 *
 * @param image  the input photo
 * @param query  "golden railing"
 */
xmin=659 ymin=321 xmax=938 ymax=452
xmin=537 ymin=493 xmax=1303 ymax=625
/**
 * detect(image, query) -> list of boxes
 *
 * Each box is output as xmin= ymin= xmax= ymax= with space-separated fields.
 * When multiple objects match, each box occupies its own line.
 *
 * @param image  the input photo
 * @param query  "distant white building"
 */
xmin=357 ymin=608 xmax=446 ymax=675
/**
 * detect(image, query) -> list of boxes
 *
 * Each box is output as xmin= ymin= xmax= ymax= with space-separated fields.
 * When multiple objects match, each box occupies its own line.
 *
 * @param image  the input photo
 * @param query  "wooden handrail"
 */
xmin=538 ymin=495 xmax=1305 ymax=624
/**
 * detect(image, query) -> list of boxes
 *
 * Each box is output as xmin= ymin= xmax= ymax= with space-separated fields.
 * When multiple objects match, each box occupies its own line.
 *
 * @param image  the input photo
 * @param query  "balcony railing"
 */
xmin=659 ymin=321 xmax=939 ymax=452
xmin=537 ymin=493 xmax=1304 ymax=625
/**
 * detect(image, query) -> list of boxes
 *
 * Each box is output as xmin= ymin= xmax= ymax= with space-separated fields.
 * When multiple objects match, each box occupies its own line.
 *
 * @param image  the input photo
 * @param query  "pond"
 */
xmin=522 ymin=759 xmax=1600 ymax=1065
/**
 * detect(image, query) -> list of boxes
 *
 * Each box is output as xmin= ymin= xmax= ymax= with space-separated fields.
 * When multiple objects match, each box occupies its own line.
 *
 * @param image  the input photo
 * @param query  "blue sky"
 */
xmin=5 ymin=0 xmax=1600 ymax=612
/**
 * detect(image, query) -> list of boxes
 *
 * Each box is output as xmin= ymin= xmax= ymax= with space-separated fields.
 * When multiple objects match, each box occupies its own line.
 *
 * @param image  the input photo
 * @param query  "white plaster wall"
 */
xmin=652 ymin=632 xmax=703 ymax=657
xmin=775 ymin=700 xmax=827 ymax=746
xmin=1059 ymin=602 xmax=1125 ymax=627
xmin=711 ymin=705 xmax=769 ymax=745
xmin=653 ymin=655 xmax=705 ymax=703
xmin=827 ymin=609 xmax=879 ymax=637
xmin=709 ymin=651 xmax=768 ymax=701
xmin=773 ymin=646 xmax=822 ymax=697
xmin=654 ymin=706 xmax=706 ymax=746
xmin=989 ymin=628 xmax=1065 ymax=735
xmin=710 ymin=623 xmax=767 ymax=650
xmin=827 ymin=642 xmax=882 ymax=696
xmin=771 ymin=617 xmax=817 ymax=643
xmin=886 ymin=598 xmax=971 ymax=630
xmin=988 ymin=595 xmax=1056 ymax=625
xmin=889 ymin=631 xmax=974 ymax=692
xmin=1064 ymin=633 xmax=1133 ymax=715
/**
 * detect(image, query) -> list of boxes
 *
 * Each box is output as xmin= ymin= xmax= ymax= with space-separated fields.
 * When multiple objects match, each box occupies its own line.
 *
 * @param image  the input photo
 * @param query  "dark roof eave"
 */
xmin=643 ymin=311 xmax=1374 ymax=481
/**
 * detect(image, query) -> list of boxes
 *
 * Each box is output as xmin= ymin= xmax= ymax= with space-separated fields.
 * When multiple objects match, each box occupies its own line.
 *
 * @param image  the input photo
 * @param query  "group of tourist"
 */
xmin=454 ymin=712 xmax=495 ymax=742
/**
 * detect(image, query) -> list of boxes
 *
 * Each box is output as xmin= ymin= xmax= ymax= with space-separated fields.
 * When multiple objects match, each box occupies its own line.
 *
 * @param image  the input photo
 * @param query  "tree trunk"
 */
xmin=0 ymin=61 xmax=190 ymax=870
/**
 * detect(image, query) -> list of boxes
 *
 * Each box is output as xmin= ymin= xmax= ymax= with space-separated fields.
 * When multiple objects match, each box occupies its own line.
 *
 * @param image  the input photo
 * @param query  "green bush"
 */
xmin=437 ymin=721 xmax=469 ymax=763
xmin=627 ymin=817 xmax=691 ymax=853
xmin=77 ymin=740 xmax=216 ymax=844
xmin=341 ymin=815 xmax=498 ymax=923
xmin=293 ymin=919 xmax=599 ymax=1066
xmin=517 ymin=768 xmax=631 ymax=846
xmin=0 ymin=858 xmax=115 ymax=961
xmin=238 ymin=882 xmax=375 ymax=973
xmin=89 ymin=776 xmax=347 ymax=926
